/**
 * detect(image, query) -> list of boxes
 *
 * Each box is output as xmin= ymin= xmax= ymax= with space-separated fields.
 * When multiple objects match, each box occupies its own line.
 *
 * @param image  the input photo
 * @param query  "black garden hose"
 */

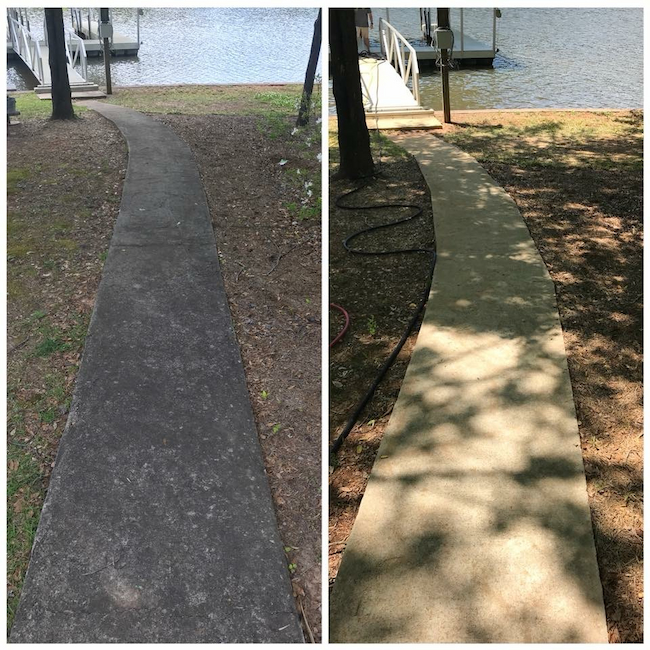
xmin=329 ymin=175 xmax=437 ymax=457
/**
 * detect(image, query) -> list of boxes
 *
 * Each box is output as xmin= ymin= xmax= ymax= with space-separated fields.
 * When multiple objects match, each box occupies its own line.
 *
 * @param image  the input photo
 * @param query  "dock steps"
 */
xmin=365 ymin=110 xmax=441 ymax=130
xmin=35 ymin=89 xmax=107 ymax=100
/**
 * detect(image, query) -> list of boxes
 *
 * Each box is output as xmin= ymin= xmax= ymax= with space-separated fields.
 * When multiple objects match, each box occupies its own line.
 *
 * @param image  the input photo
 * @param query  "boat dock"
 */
xmin=6 ymin=8 xmax=140 ymax=96
xmin=70 ymin=9 xmax=139 ymax=57
xmin=368 ymin=33 xmax=495 ymax=67
xmin=367 ymin=8 xmax=498 ymax=67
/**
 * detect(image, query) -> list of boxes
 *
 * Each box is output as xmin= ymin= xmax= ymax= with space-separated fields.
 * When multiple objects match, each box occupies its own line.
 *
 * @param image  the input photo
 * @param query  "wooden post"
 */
xmin=437 ymin=8 xmax=451 ymax=123
xmin=100 ymin=8 xmax=112 ymax=95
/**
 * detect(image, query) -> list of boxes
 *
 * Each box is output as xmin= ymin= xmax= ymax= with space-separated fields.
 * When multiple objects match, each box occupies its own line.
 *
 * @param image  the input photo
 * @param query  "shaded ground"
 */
xmin=328 ymin=110 xmax=641 ymax=643
xmin=108 ymin=85 xmax=322 ymax=640
xmin=328 ymin=132 xmax=434 ymax=584
xmin=440 ymin=110 xmax=643 ymax=643
xmin=7 ymin=100 xmax=127 ymax=629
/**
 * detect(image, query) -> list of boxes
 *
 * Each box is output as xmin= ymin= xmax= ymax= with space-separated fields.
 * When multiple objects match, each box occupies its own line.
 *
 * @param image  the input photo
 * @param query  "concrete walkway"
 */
xmin=330 ymin=133 xmax=607 ymax=643
xmin=10 ymin=104 xmax=303 ymax=643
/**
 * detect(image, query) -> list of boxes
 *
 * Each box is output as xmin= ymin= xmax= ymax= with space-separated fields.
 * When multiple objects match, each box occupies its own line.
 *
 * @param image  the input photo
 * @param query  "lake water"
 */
xmin=332 ymin=7 xmax=643 ymax=110
xmin=8 ymin=7 xmax=320 ymax=90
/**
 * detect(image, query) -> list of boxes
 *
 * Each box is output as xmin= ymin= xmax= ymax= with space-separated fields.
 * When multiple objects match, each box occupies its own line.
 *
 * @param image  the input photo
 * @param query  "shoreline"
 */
xmin=8 ymin=81 xmax=307 ymax=95
xmin=328 ymin=107 xmax=642 ymax=121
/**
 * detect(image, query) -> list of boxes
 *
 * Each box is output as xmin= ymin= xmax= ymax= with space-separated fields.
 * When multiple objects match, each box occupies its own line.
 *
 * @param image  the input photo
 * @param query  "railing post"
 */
xmin=381 ymin=18 xmax=422 ymax=107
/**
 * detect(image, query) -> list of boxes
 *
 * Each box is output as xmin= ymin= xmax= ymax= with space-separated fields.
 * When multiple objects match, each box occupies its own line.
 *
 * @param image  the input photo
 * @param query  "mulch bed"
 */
xmin=155 ymin=113 xmax=322 ymax=641
xmin=328 ymin=147 xmax=434 ymax=587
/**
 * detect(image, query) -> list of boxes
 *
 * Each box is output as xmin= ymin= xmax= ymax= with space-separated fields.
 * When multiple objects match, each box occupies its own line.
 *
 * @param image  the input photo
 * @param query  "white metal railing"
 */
xmin=65 ymin=27 xmax=88 ymax=79
xmin=8 ymin=15 xmax=44 ymax=83
xmin=378 ymin=17 xmax=421 ymax=105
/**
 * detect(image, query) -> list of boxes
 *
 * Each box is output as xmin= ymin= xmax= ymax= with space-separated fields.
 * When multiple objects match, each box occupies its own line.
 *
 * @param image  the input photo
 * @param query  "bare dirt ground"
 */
xmin=328 ymin=134 xmax=434 ymax=586
xmin=7 ymin=107 xmax=127 ymax=629
xmin=155 ymin=110 xmax=322 ymax=641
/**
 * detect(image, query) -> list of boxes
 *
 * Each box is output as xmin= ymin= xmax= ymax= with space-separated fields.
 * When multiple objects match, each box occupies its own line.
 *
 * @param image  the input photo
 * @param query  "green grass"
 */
xmin=442 ymin=110 xmax=643 ymax=172
xmin=254 ymin=91 xmax=299 ymax=111
xmin=7 ymin=380 xmax=54 ymax=629
xmin=9 ymin=92 xmax=88 ymax=119
xmin=105 ymin=84 xmax=307 ymax=116
xmin=6 ymin=168 xmax=32 ymax=194
xmin=34 ymin=336 xmax=70 ymax=357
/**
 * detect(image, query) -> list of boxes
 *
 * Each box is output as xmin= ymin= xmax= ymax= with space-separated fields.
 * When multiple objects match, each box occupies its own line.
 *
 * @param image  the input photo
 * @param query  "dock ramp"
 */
xmin=361 ymin=18 xmax=441 ymax=130
xmin=7 ymin=10 xmax=102 ymax=97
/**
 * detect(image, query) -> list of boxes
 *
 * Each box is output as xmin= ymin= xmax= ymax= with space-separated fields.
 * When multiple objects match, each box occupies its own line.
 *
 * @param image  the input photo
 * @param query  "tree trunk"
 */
xmin=45 ymin=8 xmax=74 ymax=120
xmin=330 ymin=9 xmax=374 ymax=180
xmin=296 ymin=9 xmax=321 ymax=127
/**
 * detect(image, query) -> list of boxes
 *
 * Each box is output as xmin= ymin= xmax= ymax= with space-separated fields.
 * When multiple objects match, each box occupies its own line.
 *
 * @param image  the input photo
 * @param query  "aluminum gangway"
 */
xmin=7 ymin=9 xmax=100 ymax=95
xmin=359 ymin=18 xmax=440 ymax=129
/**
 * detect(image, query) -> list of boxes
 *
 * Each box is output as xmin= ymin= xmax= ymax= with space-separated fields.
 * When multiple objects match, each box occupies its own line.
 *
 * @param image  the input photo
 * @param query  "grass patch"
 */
xmin=7 ymin=168 xmax=33 ymax=194
xmin=9 ymin=91 xmax=88 ymax=120
xmin=34 ymin=336 xmax=70 ymax=357
xmin=254 ymin=91 xmax=299 ymax=111
xmin=443 ymin=110 xmax=643 ymax=172
xmin=105 ymin=83 xmax=307 ymax=116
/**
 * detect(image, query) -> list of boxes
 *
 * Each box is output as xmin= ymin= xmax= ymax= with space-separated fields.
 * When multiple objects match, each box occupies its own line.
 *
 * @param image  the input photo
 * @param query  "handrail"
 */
xmin=378 ymin=17 xmax=420 ymax=105
xmin=65 ymin=27 xmax=88 ymax=79
xmin=8 ymin=13 xmax=88 ymax=86
xmin=8 ymin=15 xmax=44 ymax=83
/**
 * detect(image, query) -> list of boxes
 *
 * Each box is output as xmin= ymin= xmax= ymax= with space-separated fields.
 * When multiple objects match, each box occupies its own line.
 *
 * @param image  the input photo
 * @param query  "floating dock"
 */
xmin=72 ymin=18 xmax=139 ymax=57
xmin=368 ymin=33 xmax=495 ymax=67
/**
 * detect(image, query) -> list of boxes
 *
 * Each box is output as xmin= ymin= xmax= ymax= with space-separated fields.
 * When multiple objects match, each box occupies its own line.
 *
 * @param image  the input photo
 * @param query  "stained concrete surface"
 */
xmin=10 ymin=103 xmax=303 ymax=643
xmin=329 ymin=133 xmax=607 ymax=643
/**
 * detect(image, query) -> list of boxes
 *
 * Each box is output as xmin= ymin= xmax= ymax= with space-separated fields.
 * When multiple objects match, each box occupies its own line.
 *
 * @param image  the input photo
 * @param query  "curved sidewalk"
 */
xmin=10 ymin=103 xmax=303 ymax=643
xmin=330 ymin=133 xmax=607 ymax=642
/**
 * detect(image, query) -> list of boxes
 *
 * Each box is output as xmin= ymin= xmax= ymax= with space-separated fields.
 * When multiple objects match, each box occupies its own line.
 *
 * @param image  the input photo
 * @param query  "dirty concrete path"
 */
xmin=10 ymin=103 xmax=303 ymax=643
xmin=329 ymin=133 xmax=607 ymax=643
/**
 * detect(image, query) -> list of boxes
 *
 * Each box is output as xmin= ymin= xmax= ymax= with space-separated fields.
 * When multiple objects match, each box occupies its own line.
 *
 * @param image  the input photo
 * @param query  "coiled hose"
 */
xmin=330 ymin=176 xmax=437 ymax=457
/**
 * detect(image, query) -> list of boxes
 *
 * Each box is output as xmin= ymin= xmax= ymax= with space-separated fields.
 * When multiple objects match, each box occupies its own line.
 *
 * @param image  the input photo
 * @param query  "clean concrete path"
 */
xmin=11 ymin=103 xmax=303 ymax=643
xmin=330 ymin=133 xmax=607 ymax=643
